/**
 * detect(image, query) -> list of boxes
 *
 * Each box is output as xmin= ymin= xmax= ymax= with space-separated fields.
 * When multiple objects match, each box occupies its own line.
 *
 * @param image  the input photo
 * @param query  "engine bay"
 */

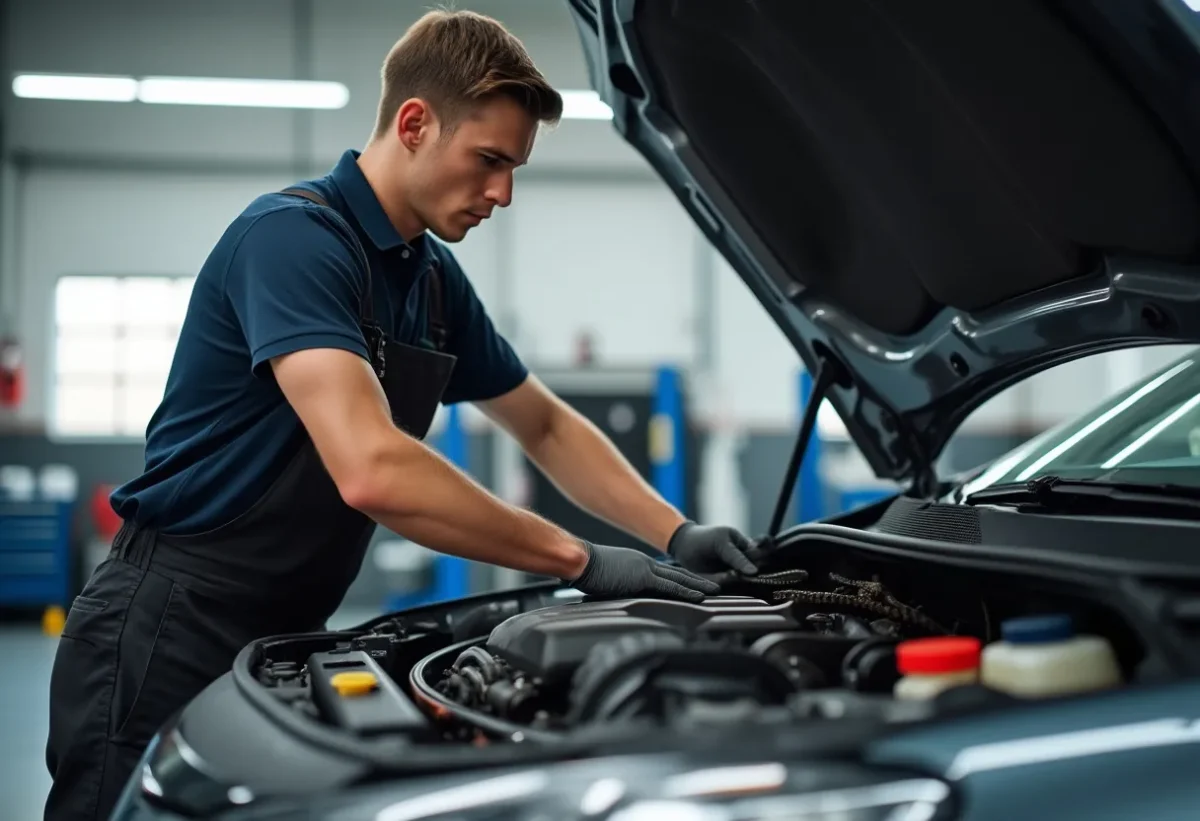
xmin=245 ymin=528 xmax=1190 ymax=752
xmin=414 ymin=570 xmax=953 ymax=739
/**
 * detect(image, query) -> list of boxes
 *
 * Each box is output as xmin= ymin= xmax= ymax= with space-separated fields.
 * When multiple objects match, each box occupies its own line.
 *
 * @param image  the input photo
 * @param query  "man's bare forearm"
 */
xmin=349 ymin=432 xmax=589 ymax=579
xmin=525 ymin=405 xmax=686 ymax=551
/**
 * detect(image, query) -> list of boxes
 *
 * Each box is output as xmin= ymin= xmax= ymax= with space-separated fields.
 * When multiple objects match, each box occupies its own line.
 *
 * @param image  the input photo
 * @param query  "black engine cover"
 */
xmin=486 ymin=596 xmax=799 ymax=684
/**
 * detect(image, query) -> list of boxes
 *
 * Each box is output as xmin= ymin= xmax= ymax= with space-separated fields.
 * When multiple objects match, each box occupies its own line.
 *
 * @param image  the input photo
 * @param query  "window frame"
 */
xmin=47 ymin=272 xmax=195 ymax=443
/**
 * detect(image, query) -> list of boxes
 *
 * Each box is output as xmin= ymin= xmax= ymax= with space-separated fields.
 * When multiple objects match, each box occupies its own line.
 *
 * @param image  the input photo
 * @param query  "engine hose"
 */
xmin=437 ymin=672 xmax=472 ymax=703
xmin=459 ymin=665 xmax=489 ymax=699
xmin=773 ymin=589 xmax=948 ymax=635
xmin=706 ymin=567 xmax=810 ymax=590
xmin=742 ymin=569 xmax=810 ymax=587
xmin=454 ymin=646 xmax=503 ymax=682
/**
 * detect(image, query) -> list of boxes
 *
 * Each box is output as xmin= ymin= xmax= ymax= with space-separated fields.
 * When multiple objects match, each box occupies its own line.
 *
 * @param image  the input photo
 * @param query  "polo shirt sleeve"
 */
xmin=437 ymin=250 xmax=528 ymax=404
xmin=224 ymin=205 xmax=371 ymax=378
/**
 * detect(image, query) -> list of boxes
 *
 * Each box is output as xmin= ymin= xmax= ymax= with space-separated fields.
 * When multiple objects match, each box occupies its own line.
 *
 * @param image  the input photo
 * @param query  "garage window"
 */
xmin=52 ymin=275 xmax=195 ymax=438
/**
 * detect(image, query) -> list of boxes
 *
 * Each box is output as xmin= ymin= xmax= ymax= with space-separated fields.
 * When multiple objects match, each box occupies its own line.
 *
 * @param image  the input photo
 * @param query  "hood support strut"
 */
xmin=767 ymin=359 xmax=844 ymax=539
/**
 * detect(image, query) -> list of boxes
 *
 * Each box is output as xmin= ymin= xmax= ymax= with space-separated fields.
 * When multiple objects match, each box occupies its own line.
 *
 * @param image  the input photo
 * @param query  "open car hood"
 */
xmin=566 ymin=0 xmax=1200 ymax=488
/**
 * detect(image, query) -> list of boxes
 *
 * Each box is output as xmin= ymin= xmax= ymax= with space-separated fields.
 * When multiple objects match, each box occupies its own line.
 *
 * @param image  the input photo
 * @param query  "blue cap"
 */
xmin=1001 ymin=614 xmax=1074 ymax=644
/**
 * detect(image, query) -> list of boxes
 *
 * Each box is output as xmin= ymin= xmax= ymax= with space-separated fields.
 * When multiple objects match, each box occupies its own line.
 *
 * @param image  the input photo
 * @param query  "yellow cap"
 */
xmin=330 ymin=670 xmax=378 ymax=697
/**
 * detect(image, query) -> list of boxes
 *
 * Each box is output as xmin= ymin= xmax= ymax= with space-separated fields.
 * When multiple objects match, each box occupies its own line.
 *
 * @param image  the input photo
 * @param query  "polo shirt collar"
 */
xmin=330 ymin=149 xmax=421 ymax=255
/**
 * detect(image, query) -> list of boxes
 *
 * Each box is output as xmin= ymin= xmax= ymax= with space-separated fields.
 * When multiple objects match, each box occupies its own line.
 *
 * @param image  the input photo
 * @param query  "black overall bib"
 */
xmin=44 ymin=189 xmax=457 ymax=821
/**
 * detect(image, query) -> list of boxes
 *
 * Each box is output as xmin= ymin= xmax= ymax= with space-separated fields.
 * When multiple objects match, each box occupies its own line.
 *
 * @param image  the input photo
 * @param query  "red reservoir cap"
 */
xmin=896 ymin=636 xmax=981 ymax=675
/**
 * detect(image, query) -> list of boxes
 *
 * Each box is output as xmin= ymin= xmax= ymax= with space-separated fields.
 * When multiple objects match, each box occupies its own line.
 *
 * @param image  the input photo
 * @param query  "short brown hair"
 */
xmin=372 ymin=8 xmax=563 ymax=140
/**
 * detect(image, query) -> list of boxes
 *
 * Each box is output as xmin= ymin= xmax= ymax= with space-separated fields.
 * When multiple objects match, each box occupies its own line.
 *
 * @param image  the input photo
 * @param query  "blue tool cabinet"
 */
xmin=0 ymin=500 xmax=74 ymax=608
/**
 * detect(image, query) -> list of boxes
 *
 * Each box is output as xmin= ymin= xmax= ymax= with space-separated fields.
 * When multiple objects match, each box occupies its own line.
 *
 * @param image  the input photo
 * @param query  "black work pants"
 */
xmin=43 ymin=544 xmax=248 ymax=820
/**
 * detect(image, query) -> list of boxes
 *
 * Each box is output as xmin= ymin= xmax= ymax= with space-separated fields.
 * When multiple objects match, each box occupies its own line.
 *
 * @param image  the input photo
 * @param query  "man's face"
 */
xmin=403 ymin=95 xmax=537 ymax=242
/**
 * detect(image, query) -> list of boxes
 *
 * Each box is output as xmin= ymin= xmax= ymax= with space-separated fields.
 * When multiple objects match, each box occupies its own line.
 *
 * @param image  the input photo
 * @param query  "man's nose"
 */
xmin=486 ymin=172 xmax=513 ymax=208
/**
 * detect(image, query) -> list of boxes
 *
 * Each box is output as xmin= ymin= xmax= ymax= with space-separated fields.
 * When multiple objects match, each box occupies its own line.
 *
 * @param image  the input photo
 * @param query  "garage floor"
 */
xmin=1 ymin=606 xmax=377 ymax=820
xmin=1 ymin=624 xmax=55 ymax=821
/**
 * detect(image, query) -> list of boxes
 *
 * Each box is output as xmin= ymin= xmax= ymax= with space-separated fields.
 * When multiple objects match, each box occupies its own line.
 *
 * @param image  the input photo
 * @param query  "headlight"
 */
xmin=132 ymin=724 xmax=257 ymax=817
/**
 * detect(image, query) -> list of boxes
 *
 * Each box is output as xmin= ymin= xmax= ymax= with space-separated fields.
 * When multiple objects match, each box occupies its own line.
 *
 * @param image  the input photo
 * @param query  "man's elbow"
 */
xmin=331 ymin=436 xmax=419 ymax=517
xmin=337 ymin=470 xmax=384 ymax=516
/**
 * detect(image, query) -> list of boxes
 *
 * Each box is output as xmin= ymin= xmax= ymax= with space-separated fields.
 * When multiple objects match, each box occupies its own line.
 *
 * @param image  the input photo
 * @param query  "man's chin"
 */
xmin=429 ymin=223 xmax=469 ymax=243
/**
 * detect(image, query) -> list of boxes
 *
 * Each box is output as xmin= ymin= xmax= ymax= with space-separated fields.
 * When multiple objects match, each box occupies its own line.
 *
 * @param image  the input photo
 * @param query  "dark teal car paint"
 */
xmin=868 ymin=681 xmax=1200 ymax=819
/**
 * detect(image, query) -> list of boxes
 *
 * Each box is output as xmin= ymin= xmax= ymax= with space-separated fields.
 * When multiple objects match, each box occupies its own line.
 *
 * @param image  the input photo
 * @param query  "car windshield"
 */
xmin=958 ymin=349 xmax=1200 ymax=496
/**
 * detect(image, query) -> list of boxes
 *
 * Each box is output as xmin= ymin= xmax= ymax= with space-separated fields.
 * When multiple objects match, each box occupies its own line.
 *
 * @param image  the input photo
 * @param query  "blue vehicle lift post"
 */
xmin=650 ymin=365 xmax=687 ymax=512
xmin=431 ymin=403 xmax=471 ymax=602
xmin=383 ymin=404 xmax=470 ymax=611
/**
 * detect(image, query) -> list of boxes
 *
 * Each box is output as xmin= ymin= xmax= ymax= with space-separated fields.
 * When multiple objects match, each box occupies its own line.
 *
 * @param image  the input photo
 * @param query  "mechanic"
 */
xmin=44 ymin=10 xmax=759 ymax=821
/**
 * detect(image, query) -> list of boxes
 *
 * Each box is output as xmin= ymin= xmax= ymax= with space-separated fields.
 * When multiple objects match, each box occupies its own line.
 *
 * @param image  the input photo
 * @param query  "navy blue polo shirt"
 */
xmin=111 ymin=150 xmax=528 ymax=534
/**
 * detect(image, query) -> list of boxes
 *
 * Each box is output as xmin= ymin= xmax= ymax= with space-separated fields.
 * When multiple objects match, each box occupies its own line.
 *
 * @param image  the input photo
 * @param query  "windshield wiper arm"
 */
xmin=963 ymin=474 xmax=1200 ymax=515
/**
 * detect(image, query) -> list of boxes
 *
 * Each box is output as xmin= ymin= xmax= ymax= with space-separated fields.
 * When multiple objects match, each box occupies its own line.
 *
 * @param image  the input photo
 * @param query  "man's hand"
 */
xmin=668 ymin=522 xmax=759 ymax=575
xmin=569 ymin=542 xmax=721 ymax=603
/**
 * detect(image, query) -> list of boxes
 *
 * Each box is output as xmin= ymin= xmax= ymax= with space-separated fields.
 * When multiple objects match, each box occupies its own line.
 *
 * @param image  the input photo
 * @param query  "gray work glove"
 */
xmin=667 ymin=521 xmax=759 ymax=575
xmin=568 ymin=541 xmax=721 ymax=603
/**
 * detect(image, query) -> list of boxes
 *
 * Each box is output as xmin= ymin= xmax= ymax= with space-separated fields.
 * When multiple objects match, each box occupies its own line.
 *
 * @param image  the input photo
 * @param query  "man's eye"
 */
xmin=480 ymin=154 xmax=500 ymax=168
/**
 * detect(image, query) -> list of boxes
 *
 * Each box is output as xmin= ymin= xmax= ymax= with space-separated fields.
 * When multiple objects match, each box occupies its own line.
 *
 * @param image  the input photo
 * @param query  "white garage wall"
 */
xmin=509 ymin=181 xmax=700 ymax=367
xmin=710 ymin=254 xmax=799 ymax=430
xmin=13 ymin=169 xmax=294 ymax=427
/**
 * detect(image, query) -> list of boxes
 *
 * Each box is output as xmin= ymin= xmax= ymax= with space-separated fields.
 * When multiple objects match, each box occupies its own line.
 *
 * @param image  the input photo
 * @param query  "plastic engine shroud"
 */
xmin=485 ymin=596 xmax=800 ymax=684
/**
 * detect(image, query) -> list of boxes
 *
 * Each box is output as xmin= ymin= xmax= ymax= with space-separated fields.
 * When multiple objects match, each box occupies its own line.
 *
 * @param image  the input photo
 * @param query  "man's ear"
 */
xmin=395 ymin=98 xmax=434 ymax=151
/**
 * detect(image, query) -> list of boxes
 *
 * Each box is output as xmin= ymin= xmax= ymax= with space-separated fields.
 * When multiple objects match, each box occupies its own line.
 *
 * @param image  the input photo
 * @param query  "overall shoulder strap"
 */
xmin=279 ymin=187 xmax=375 ymax=324
xmin=425 ymin=261 xmax=448 ymax=352
xmin=279 ymin=187 xmax=328 ymax=208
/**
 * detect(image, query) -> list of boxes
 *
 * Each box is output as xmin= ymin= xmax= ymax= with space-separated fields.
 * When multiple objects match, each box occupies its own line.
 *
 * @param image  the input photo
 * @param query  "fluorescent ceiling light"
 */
xmin=14 ymin=73 xmax=609 ymax=118
xmin=560 ymin=89 xmax=613 ymax=120
xmin=138 ymin=76 xmax=348 ymax=109
xmin=12 ymin=73 xmax=349 ymax=109
xmin=13 ymin=73 xmax=137 ymax=102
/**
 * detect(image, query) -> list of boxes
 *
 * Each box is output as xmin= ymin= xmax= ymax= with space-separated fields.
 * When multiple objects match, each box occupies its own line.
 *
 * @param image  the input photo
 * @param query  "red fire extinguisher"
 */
xmin=0 ymin=336 xmax=25 ymax=408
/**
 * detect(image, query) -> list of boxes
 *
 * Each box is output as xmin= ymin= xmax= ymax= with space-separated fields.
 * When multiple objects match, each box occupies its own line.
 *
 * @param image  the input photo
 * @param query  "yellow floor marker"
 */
xmin=42 ymin=605 xmax=66 ymax=636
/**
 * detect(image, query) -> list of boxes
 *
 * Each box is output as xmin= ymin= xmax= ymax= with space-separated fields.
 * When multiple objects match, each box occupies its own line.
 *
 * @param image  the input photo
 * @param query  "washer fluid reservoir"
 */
xmin=981 ymin=614 xmax=1121 ymax=699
